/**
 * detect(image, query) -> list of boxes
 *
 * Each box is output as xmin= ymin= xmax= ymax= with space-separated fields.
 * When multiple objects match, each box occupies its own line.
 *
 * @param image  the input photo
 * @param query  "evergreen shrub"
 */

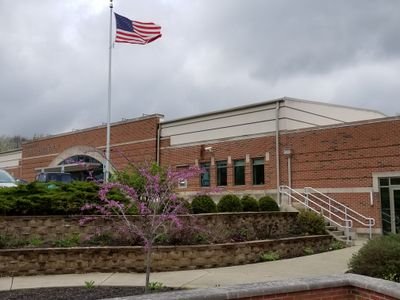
xmin=258 ymin=196 xmax=279 ymax=211
xmin=241 ymin=195 xmax=259 ymax=212
xmin=191 ymin=195 xmax=217 ymax=214
xmin=217 ymin=194 xmax=243 ymax=212
xmin=0 ymin=181 xmax=100 ymax=216
xmin=349 ymin=234 xmax=400 ymax=282
xmin=294 ymin=209 xmax=326 ymax=235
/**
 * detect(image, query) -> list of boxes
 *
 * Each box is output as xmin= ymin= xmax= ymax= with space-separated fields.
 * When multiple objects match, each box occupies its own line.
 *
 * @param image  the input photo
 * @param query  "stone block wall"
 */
xmin=0 ymin=235 xmax=332 ymax=276
xmin=0 ymin=212 xmax=298 ymax=243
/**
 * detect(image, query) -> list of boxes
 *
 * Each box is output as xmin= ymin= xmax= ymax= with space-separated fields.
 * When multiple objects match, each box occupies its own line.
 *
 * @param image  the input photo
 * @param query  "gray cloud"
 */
xmin=0 ymin=0 xmax=399 ymax=137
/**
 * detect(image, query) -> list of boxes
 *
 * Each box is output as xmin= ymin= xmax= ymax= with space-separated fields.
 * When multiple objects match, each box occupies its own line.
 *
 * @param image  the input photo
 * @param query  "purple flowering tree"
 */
xmin=82 ymin=163 xmax=200 ymax=292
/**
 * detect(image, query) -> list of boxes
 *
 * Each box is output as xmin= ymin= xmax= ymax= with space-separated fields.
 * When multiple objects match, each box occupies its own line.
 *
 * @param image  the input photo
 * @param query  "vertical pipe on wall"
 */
xmin=287 ymin=155 xmax=292 ymax=189
xmin=156 ymin=124 xmax=161 ymax=165
xmin=275 ymin=101 xmax=281 ymax=205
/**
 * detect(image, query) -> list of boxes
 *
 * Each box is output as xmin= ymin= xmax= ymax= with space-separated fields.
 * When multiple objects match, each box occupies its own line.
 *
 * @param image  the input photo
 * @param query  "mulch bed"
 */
xmin=0 ymin=286 xmax=175 ymax=300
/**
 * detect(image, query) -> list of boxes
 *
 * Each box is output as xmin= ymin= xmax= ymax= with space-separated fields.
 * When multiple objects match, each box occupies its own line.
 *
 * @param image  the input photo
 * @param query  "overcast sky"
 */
xmin=1 ymin=0 xmax=400 ymax=137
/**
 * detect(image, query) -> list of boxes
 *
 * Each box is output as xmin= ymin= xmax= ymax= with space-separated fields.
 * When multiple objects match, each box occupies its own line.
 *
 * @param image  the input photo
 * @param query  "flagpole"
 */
xmin=105 ymin=0 xmax=113 ymax=182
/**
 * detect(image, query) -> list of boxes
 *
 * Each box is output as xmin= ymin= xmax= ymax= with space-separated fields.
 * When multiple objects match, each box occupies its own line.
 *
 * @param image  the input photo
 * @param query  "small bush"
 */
xmin=258 ymin=196 xmax=279 ymax=212
xmin=191 ymin=195 xmax=217 ymax=214
xmin=148 ymin=281 xmax=165 ymax=291
xmin=295 ymin=209 xmax=326 ymax=235
xmin=241 ymin=195 xmax=259 ymax=212
xmin=217 ymin=194 xmax=243 ymax=212
xmin=260 ymin=251 xmax=280 ymax=261
xmin=303 ymin=246 xmax=314 ymax=255
xmin=54 ymin=233 xmax=80 ymax=247
xmin=0 ymin=181 xmax=100 ymax=216
xmin=0 ymin=234 xmax=27 ymax=249
xmin=328 ymin=240 xmax=346 ymax=251
xmin=348 ymin=234 xmax=400 ymax=282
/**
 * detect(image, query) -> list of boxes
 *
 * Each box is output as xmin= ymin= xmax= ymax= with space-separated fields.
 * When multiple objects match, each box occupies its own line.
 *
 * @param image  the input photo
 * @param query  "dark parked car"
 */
xmin=35 ymin=172 xmax=73 ymax=184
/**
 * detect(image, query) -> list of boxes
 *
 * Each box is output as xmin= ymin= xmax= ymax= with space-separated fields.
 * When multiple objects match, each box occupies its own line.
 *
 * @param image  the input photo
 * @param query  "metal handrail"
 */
xmin=279 ymin=186 xmax=353 ymax=233
xmin=304 ymin=187 xmax=375 ymax=239
xmin=304 ymin=187 xmax=375 ymax=227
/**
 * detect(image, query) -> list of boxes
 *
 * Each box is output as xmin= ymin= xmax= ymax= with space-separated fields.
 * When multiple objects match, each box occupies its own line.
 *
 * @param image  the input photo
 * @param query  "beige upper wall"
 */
xmin=0 ymin=150 xmax=22 ymax=169
xmin=161 ymin=97 xmax=386 ymax=146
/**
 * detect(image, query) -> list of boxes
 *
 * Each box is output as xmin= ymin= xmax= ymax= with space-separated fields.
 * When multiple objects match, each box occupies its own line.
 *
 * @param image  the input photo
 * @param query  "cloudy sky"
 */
xmin=1 ymin=0 xmax=400 ymax=137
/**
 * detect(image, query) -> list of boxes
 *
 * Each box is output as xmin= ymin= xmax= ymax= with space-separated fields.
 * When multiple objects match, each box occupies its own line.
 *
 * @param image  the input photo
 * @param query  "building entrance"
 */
xmin=380 ymin=177 xmax=400 ymax=234
xmin=38 ymin=155 xmax=104 ymax=182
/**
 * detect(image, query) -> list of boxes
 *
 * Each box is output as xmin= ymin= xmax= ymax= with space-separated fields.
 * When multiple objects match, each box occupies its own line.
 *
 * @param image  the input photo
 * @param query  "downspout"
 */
xmin=156 ymin=123 xmax=161 ymax=166
xmin=275 ymin=101 xmax=281 ymax=205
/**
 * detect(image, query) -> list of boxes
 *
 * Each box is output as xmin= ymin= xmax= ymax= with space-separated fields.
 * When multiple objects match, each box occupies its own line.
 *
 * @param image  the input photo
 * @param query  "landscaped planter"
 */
xmin=0 ymin=235 xmax=333 ymax=276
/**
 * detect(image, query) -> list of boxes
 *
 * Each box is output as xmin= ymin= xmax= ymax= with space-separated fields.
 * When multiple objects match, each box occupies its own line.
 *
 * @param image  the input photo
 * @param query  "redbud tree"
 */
xmin=82 ymin=163 xmax=200 ymax=292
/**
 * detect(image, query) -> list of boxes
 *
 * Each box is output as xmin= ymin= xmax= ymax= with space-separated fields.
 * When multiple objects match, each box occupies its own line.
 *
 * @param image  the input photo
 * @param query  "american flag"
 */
xmin=114 ymin=13 xmax=162 ymax=45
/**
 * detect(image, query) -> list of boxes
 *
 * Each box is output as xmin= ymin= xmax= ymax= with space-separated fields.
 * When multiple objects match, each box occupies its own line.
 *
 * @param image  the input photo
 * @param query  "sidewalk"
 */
xmin=0 ymin=242 xmax=363 ymax=291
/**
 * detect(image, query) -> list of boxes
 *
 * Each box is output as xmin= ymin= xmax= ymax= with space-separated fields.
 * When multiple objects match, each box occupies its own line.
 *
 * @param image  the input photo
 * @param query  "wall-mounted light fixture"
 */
xmin=283 ymin=149 xmax=292 ymax=156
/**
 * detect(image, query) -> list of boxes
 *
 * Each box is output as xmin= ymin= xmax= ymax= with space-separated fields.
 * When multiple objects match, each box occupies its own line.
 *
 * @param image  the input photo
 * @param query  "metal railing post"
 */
xmin=305 ymin=188 xmax=309 ymax=207
xmin=344 ymin=206 xmax=350 ymax=242
xmin=369 ymin=219 xmax=372 ymax=240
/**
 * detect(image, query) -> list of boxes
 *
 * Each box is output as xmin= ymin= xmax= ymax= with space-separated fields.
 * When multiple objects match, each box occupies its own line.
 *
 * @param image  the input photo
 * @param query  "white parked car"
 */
xmin=0 ymin=169 xmax=17 ymax=187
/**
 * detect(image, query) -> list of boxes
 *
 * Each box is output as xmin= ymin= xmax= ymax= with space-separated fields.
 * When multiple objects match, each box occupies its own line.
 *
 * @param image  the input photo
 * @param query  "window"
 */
xmin=200 ymin=162 xmax=210 ymax=187
xmin=216 ymin=160 xmax=227 ymax=186
xmin=390 ymin=177 xmax=400 ymax=185
xmin=234 ymin=160 xmax=245 ymax=185
xmin=252 ymin=158 xmax=265 ymax=185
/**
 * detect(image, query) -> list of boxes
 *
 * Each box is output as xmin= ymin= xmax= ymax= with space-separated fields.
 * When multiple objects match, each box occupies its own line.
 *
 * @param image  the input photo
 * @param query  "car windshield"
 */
xmin=0 ymin=170 xmax=15 ymax=183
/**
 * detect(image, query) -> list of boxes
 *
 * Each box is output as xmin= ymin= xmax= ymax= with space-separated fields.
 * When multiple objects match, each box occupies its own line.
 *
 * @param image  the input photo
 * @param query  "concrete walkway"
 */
xmin=0 ymin=242 xmax=363 ymax=291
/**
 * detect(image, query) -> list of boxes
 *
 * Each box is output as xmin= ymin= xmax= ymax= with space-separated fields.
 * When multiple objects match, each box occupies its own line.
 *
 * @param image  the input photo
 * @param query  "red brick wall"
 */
xmin=161 ymin=119 xmax=400 ymax=192
xmin=241 ymin=286 xmax=398 ymax=300
xmin=21 ymin=116 xmax=161 ymax=181
xmin=160 ymin=118 xmax=400 ymax=230
xmin=280 ymin=119 xmax=400 ymax=189
xmin=160 ymin=136 xmax=277 ymax=192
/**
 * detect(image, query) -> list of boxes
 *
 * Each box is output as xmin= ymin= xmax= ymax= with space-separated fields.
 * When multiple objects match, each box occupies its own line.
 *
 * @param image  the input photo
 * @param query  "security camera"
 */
xmin=204 ymin=146 xmax=213 ymax=152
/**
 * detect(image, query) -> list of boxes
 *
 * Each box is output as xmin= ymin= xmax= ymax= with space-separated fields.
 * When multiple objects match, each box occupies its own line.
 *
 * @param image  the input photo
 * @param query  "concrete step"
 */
xmin=325 ymin=225 xmax=338 ymax=231
xmin=329 ymin=230 xmax=345 ymax=237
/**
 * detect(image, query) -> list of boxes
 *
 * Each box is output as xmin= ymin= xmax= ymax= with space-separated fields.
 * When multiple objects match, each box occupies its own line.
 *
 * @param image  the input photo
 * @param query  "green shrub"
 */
xmin=258 ymin=196 xmax=279 ymax=211
xmin=241 ymin=195 xmax=259 ymax=212
xmin=84 ymin=280 xmax=96 ymax=289
xmin=0 ymin=181 xmax=100 ymax=216
xmin=295 ymin=209 xmax=326 ymax=235
xmin=260 ymin=251 xmax=280 ymax=261
xmin=148 ymin=281 xmax=165 ymax=291
xmin=191 ymin=195 xmax=217 ymax=214
xmin=54 ymin=233 xmax=80 ymax=247
xmin=0 ymin=234 xmax=29 ymax=249
xmin=303 ymin=246 xmax=314 ymax=255
xmin=328 ymin=240 xmax=346 ymax=251
xmin=348 ymin=234 xmax=400 ymax=282
xmin=217 ymin=194 xmax=243 ymax=212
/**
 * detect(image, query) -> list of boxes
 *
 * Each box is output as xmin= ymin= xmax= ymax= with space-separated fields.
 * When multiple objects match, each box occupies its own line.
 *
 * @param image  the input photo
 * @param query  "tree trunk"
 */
xmin=144 ymin=246 xmax=153 ymax=293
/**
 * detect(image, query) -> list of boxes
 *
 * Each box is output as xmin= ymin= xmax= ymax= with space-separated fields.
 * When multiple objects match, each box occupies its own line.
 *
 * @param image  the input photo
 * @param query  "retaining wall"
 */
xmin=0 ymin=235 xmax=332 ymax=276
xmin=0 ymin=212 xmax=298 ymax=242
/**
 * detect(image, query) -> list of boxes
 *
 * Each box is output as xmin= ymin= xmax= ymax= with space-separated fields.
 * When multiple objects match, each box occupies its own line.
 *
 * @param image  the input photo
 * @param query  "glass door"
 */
xmin=390 ymin=188 xmax=400 ymax=234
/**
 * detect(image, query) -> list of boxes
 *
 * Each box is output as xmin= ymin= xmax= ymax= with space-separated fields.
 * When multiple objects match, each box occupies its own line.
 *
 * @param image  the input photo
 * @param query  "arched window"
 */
xmin=57 ymin=155 xmax=103 ymax=181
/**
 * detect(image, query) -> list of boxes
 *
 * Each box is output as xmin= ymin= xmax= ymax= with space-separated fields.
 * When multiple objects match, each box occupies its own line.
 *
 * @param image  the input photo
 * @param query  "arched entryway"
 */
xmin=41 ymin=146 xmax=112 ymax=181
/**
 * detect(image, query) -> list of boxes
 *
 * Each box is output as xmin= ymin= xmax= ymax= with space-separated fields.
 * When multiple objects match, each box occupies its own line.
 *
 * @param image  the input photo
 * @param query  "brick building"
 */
xmin=1 ymin=97 xmax=399 ymax=235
